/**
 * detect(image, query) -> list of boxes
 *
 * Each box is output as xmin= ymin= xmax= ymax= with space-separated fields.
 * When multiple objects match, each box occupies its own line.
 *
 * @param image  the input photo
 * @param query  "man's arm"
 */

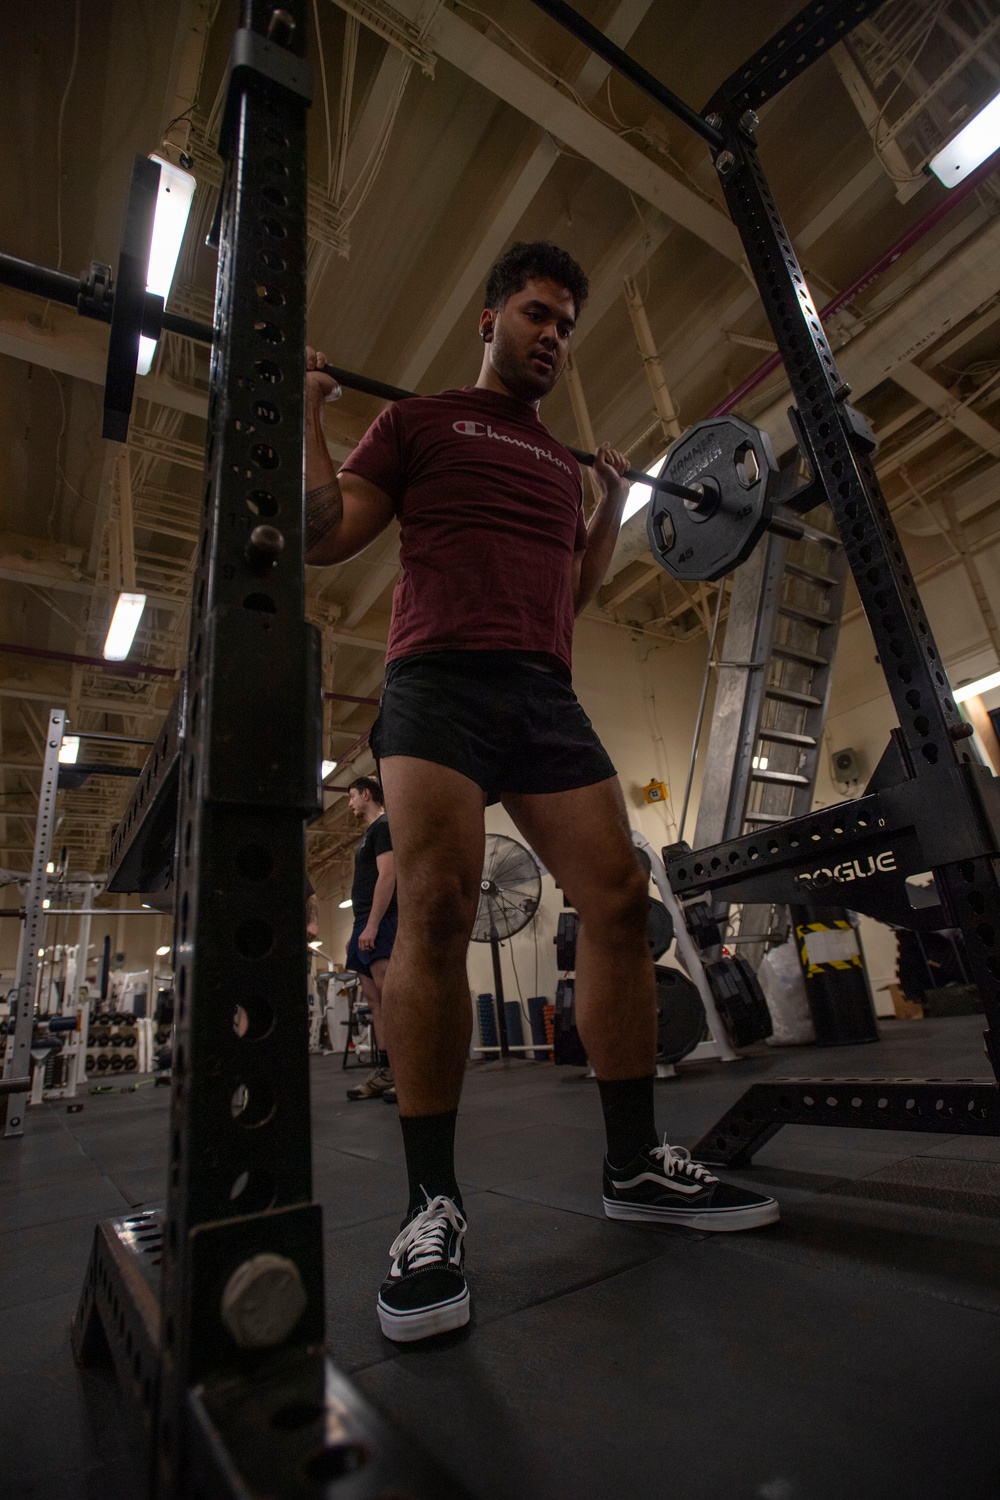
xmin=304 ymin=347 xmax=397 ymax=565
xmin=358 ymin=851 xmax=396 ymax=951
xmin=572 ymin=444 xmax=630 ymax=614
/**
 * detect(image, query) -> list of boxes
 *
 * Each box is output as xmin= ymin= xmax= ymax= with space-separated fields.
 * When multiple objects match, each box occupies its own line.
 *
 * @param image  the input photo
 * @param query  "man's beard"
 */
xmin=490 ymin=330 xmax=559 ymax=402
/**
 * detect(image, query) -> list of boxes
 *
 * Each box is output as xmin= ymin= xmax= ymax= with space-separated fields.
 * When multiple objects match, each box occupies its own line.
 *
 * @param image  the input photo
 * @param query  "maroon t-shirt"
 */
xmin=341 ymin=387 xmax=587 ymax=673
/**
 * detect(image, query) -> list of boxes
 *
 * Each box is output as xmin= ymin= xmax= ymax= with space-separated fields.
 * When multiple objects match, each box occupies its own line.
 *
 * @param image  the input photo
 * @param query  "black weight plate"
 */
xmin=685 ymin=900 xmax=722 ymax=951
xmin=654 ymin=964 xmax=707 ymax=1064
xmin=647 ymin=897 xmax=674 ymax=959
xmin=555 ymin=910 xmax=580 ymax=971
xmin=647 ymin=415 xmax=778 ymax=582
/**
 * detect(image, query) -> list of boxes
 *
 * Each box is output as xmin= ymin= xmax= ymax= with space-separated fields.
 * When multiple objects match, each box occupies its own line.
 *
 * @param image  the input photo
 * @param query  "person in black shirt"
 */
xmin=344 ymin=776 xmax=397 ymax=1100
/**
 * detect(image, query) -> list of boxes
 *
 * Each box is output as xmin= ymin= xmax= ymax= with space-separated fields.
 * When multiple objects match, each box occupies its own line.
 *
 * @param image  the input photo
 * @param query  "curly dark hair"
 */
xmin=484 ymin=241 xmax=589 ymax=319
xmin=348 ymin=775 xmax=384 ymax=806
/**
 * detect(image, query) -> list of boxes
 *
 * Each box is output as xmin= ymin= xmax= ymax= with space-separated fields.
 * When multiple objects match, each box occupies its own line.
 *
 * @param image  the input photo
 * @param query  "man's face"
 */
xmin=348 ymin=788 xmax=366 ymax=819
xmin=482 ymin=277 xmax=576 ymax=402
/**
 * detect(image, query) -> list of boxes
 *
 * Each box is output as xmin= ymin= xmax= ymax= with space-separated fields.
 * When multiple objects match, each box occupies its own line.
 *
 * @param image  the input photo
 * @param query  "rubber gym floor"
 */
xmin=2 ymin=1015 xmax=1000 ymax=1500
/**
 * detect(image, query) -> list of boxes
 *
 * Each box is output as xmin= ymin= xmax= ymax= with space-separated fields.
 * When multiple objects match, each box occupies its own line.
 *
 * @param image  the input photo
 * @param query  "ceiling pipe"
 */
xmin=710 ymin=146 xmax=1000 ymax=419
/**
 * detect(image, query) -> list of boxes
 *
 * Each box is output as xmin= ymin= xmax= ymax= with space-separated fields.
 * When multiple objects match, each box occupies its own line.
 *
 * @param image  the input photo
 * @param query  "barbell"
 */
xmin=2 ymin=166 xmax=847 ymax=587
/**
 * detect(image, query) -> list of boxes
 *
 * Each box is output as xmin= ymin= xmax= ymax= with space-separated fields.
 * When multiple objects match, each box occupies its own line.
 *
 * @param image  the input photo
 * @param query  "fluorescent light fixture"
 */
xmin=42 ymin=898 xmax=51 ymax=909
xmin=155 ymin=944 xmax=171 ymax=957
xmin=953 ymin=668 xmax=1000 ymax=703
xmin=752 ymin=755 xmax=769 ymax=770
xmin=620 ymin=453 xmax=667 ymax=526
xmin=137 ymin=155 xmax=197 ymax=376
xmin=321 ymin=760 xmax=338 ymax=780
xmin=338 ymin=897 xmax=353 ymax=909
xmin=58 ymin=735 xmax=80 ymax=764
xmin=308 ymin=939 xmax=323 ymax=949
xmin=103 ymin=592 xmax=147 ymax=660
xmin=930 ymin=89 xmax=1000 ymax=187
xmin=45 ymin=861 xmax=55 ymax=874
xmin=38 ymin=948 xmax=45 ymax=957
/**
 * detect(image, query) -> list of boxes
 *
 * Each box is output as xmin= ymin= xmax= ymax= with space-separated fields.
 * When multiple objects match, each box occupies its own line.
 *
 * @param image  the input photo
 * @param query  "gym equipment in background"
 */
xmin=522 ymin=0 xmax=1000 ymax=1162
xmin=789 ymin=906 xmax=879 ymax=1047
xmin=471 ymin=834 xmax=542 ymax=1060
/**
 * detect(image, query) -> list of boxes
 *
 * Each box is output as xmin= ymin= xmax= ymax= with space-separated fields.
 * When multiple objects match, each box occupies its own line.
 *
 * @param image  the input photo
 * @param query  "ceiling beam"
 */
xmin=424 ymin=6 xmax=742 ymax=265
xmin=395 ymin=0 xmax=657 ymax=387
xmin=892 ymin=361 xmax=1000 ymax=459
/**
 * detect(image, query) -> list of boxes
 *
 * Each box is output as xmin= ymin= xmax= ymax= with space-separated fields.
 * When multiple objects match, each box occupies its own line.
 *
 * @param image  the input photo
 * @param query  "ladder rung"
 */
xmin=784 ymin=561 xmax=838 ymax=587
xmin=772 ymin=642 xmax=829 ymax=668
xmin=779 ymin=603 xmax=832 ymax=628
xmin=752 ymin=769 xmax=810 ymax=786
xmin=765 ymin=685 xmax=822 ymax=707
xmin=743 ymin=811 xmax=795 ymax=824
xmin=757 ymin=728 xmax=818 ymax=748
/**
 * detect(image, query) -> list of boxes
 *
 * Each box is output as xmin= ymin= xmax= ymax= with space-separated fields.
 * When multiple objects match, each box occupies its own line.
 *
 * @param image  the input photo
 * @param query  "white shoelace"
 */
xmin=389 ymin=1194 xmax=467 ymax=1274
xmin=650 ymin=1139 xmax=718 ymax=1186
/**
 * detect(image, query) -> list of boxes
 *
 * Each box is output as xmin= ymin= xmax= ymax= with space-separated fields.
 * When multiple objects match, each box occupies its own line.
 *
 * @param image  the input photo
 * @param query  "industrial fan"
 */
xmin=471 ymin=834 xmax=542 ymax=1058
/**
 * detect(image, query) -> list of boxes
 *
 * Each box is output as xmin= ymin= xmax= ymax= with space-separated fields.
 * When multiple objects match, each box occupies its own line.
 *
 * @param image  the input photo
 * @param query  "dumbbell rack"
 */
xmin=84 ymin=1012 xmax=153 ymax=1081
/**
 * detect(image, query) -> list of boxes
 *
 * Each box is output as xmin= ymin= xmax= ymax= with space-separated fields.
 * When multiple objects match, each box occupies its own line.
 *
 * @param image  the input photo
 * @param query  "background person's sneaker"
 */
xmin=377 ymin=1193 xmax=469 ymax=1342
xmin=604 ymin=1138 xmax=779 ymax=1231
xmin=346 ymin=1066 xmax=394 ymax=1101
xmin=382 ymin=1086 xmax=397 ymax=1104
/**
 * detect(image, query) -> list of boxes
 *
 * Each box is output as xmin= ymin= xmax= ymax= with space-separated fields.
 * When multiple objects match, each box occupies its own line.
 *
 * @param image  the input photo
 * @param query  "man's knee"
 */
xmin=577 ymin=860 xmax=649 ymax=942
xmin=399 ymin=874 xmax=477 ymax=954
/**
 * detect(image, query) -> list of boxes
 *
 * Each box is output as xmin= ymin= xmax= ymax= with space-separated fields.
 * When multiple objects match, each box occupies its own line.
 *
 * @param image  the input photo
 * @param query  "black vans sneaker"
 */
xmin=377 ymin=1193 xmax=470 ymax=1342
xmin=604 ymin=1138 xmax=779 ymax=1231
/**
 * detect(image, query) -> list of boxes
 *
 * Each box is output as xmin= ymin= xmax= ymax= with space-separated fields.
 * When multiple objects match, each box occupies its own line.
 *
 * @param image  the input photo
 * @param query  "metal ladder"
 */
xmin=691 ymin=505 xmax=848 ymax=961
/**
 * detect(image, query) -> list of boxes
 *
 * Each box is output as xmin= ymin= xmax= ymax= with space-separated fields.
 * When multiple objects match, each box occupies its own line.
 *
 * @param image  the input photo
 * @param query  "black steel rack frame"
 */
xmin=71 ymin=3 xmax=468 ymax=1495
xmin=529 ymin=0 xmax=1000 ymax=1160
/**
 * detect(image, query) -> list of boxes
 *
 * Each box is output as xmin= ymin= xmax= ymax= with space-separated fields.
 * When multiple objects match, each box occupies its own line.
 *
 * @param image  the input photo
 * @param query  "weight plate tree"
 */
xmin=70 ymin=4 xmax=468 ymax=1495
xmin=530 ymin=0 xmax=1000 ymax=1157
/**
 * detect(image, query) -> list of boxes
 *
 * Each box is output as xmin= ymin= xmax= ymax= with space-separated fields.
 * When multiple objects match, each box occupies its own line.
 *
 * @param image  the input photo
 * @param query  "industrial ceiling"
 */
xmin=2 ymin=0 xmax=999 ymax=896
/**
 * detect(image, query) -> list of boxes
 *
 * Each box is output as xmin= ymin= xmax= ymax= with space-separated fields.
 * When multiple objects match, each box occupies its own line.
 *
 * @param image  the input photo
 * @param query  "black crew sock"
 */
xmin=377 ymin=1048 xmax=390 ymax=1069
xmin=597 ymin=1075 xmax=658 ymax=1169
xmin=398 ymin=1109 xmax=462 ymax=1218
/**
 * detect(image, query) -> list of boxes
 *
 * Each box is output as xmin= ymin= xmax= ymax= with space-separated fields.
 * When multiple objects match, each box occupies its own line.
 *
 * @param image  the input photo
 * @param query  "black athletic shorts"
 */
xmin=345 ymin=911 xmax=398 ymax=978
xmin=369 ymin=650 xmax=616 ymax=804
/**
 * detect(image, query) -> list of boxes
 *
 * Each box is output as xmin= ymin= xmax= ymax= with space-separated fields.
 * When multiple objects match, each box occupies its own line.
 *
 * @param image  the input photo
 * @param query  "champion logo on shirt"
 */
xmin=452 ymin=418 xmax=575 ymax=478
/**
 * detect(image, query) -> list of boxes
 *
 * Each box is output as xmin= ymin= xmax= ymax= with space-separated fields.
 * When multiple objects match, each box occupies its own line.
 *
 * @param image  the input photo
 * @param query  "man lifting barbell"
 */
xmin=305 ymin=241 xmax=778 ymax=1344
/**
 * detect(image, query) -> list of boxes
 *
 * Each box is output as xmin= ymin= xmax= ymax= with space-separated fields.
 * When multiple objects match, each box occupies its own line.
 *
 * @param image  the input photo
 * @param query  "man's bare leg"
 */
xmin=373 ymin=756 xmax=484 ymax=1339
xmin=504 ymin=778 xmax=780 ymax=1231
xmin=357 ymin=972 xmax=386 ymax=1054
xmin=378 ymin=755 xmax=485 ymax=1114
xmin=503 ymin=777 xmax=655 ymax=1077
xmin=346 ymin=970 xmax=394 ymax=1099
